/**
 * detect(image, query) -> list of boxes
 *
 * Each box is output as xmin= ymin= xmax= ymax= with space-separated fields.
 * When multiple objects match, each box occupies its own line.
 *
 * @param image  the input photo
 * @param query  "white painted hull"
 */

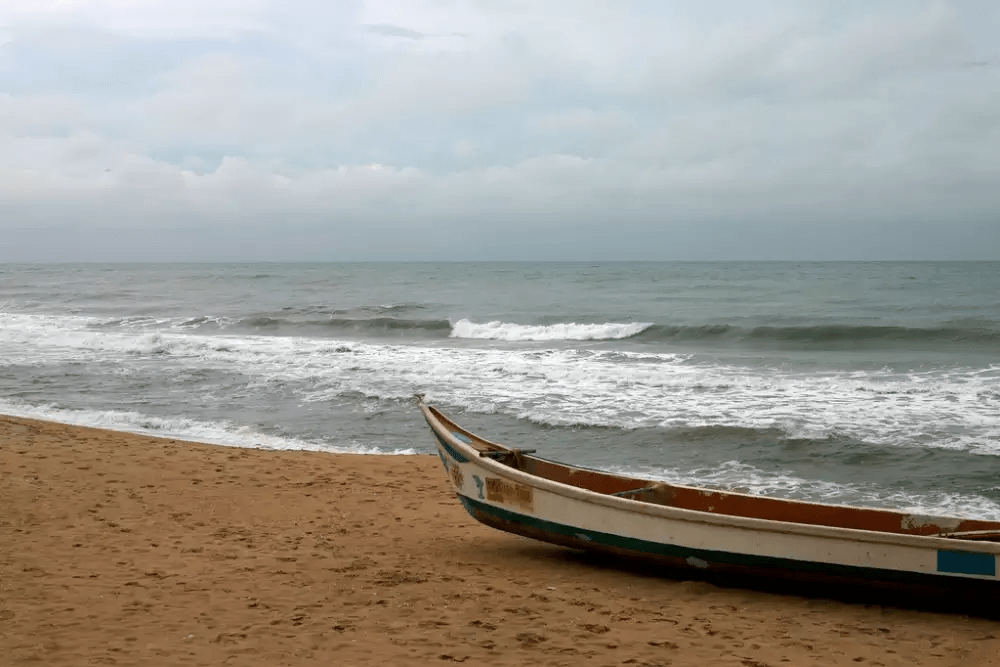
xmin=419 ymin=402 xmax=1000 ymax=591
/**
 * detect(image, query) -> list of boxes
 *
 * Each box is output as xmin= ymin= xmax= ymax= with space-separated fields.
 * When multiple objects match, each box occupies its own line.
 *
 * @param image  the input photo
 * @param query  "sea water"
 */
xmin=1 ymin=262 xmax=998 ymax=518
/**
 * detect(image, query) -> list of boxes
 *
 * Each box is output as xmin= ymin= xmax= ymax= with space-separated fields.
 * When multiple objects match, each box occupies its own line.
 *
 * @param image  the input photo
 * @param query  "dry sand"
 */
xmin=2 ymin=415 xmax=999 ymax=666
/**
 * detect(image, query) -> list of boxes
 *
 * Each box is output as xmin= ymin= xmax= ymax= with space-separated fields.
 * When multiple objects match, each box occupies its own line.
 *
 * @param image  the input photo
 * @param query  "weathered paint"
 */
xmin=903 ymin=514 xmax=963 ymax=533
xmin=449 ymin=462 xmax=464 ymax=491
xmin=485 ymin=476 xmax=534 ymax=512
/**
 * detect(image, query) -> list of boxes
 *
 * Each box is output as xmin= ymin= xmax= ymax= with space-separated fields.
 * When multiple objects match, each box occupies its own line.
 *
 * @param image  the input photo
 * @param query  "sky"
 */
xmin=1 ymin=0 xmax=999 ymax=261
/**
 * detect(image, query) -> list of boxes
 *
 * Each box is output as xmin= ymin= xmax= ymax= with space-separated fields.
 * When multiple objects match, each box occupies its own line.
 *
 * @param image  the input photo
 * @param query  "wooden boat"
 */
xmin=417 ymin=398 xmax=1000 ymax=592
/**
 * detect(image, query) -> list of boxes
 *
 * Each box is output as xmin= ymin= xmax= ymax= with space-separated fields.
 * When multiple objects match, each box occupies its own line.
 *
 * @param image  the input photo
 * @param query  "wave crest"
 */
xmin=450 ymin=319 xmax=653 ymax=341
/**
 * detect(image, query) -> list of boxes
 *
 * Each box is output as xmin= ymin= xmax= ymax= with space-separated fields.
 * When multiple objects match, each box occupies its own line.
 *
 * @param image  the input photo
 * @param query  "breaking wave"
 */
xmin=450 ymin=319 xmax=653 ymax=341
xmin=444 ymin=319 xmax=1000 ymax=348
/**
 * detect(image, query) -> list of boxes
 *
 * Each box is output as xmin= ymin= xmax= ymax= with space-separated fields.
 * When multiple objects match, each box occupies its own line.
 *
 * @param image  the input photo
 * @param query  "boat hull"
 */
xmin=458 ymin=494 xmax=1000 ymax=594
xmin=420 ymin=402 xmax=1000 ymax=594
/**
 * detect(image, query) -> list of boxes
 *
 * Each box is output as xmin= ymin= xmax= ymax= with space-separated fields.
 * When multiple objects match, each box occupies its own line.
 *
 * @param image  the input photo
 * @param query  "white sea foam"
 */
xmin=4 ymin=310 xmax=1000 ymax=517
xmin=450 ymin=318 xmax=652 ymax=341
xmin=3 ymin=311 xmax=1000 ymax=459
xmin=0 ymin=398 xmax=416 ymax=455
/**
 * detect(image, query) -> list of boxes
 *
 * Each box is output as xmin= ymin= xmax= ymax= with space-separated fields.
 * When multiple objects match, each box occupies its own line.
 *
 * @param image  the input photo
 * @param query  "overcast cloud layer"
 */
xmin=2 ymin=0 xmax=999 ymax=260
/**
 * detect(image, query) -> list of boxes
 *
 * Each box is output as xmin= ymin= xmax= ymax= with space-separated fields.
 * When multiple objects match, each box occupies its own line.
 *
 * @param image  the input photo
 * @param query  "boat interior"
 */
xmin=426 ymin=405 xmax=1000 ymax=542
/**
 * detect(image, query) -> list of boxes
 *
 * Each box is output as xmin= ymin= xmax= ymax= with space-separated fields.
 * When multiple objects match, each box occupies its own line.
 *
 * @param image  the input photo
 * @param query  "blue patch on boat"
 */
xmin=452 ymin=432 xmax=473 ymax=444
xmin=937 ymin=550 xmax=996 ymax=576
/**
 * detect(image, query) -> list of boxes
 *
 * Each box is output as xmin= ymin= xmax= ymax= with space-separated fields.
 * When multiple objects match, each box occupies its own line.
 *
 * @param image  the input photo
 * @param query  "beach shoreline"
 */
xmin=2 ymin=415 xmax=998 ymax=666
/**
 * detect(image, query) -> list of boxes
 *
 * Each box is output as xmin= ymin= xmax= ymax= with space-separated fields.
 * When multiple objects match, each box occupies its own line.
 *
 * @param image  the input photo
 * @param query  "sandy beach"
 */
xmin=2 ymin=415 xmax=999 ymax=666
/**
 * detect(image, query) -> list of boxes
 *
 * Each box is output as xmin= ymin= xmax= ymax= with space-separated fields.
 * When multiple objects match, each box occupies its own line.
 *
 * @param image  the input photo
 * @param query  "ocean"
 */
xmin=2 ymin=261 xmax=999 ymax=519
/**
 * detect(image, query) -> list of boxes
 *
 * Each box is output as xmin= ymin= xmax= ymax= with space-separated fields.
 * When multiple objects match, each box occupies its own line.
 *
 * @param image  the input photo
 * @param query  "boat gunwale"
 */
xmin=419 ymin=402 xmax=1000 ymax=555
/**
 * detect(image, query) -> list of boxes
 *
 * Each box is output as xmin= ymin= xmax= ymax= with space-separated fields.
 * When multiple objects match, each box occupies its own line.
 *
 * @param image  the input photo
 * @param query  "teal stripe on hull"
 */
xmin=457 ymin=495 xmax=998 ymax=590
xmin=433 ymin=432 xmax=469 ymax=463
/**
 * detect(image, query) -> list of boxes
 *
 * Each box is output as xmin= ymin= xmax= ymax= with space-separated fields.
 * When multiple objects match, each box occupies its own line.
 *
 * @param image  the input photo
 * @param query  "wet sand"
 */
xmin=2 ymin=415 xmax=999 ymax=666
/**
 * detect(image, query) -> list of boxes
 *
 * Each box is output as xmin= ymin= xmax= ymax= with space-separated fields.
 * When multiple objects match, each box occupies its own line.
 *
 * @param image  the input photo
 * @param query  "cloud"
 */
xmin=1 ymin=0 xmax=999 ymax=260
xmin=363 ymin=23 xmax=425 ymax=39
